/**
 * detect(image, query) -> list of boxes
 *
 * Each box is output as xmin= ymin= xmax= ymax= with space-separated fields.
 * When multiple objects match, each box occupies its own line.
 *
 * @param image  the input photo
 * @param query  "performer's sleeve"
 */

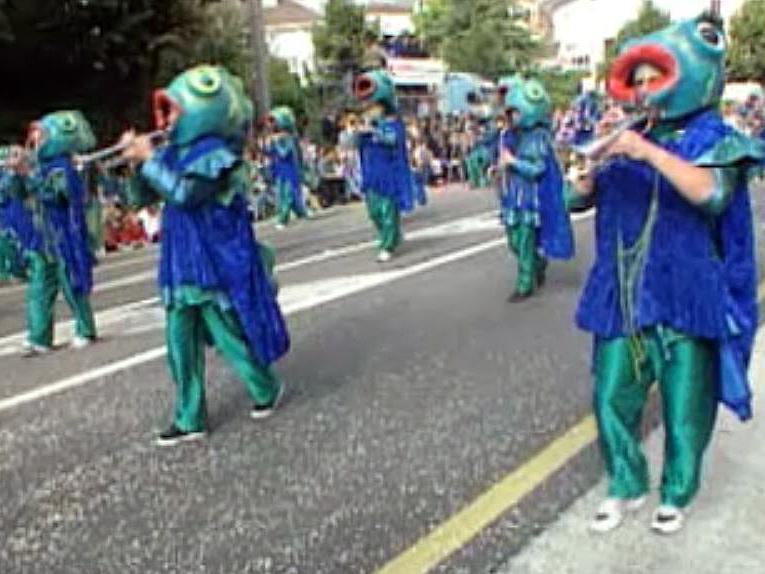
xmin=139 ymin=157 xmax=221 ymax=207
xmin=693 ymin=131 xmax=765 ymax=216
xmin=509 ymin=135 xmax=547 ymax=180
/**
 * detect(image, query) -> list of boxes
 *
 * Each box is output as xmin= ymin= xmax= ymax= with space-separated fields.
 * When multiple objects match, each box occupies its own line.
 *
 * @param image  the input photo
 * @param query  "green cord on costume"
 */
xmin=617 ymin=172 xmax=660 ymax=378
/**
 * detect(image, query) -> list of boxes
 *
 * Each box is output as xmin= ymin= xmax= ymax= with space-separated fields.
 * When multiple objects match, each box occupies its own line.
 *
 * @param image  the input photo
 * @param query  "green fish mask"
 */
xmin=268 ymin=106 xmax=297 ymax=134
xmin=154 ymin=65 xmax=252 ymax=146
xmin=353 ymin=70 xmax=398 ymax=115
xmin=607 ymin=13 xmax=726 ymax=120
xmin=503 ymin=76 xmax=552 ymax=130
xmin=29 ymin=111 xmax=96 ymax=161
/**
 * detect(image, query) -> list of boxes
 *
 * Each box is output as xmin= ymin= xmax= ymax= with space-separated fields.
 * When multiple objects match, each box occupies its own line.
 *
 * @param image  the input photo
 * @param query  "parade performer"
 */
xmin=498 ymin=76 xmax=574 ymax=302
xmin=3 ymin=113 xmax=98 ymax=354
xmin=266 ymin=106 xmax=307 ymax=229
xmin=353 ymin=69 xmax=412 ymax=263
xmin=0 ymin=147 xmax=29 ymax=281
xmin=572 ymin=91 xmax=602 ymax=147
xmin=569 ymin=14 xmax=765 ymax=534
xmin=118 ymin=65 xmax=290 ymax=445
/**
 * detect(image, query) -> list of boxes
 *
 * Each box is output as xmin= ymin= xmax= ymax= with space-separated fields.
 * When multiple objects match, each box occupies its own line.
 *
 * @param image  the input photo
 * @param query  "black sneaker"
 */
xmin=155 ymin=424 xmax=206 ymax=447
xmin=250 ymin=384 xmax=285 ymax=420
xmin=508 ymin=291 xmax=532 ymax=303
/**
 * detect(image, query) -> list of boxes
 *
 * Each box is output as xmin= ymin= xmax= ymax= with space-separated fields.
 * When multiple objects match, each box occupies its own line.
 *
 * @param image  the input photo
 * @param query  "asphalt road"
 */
xmin=0 ymin=184 xmax=762 ymax=574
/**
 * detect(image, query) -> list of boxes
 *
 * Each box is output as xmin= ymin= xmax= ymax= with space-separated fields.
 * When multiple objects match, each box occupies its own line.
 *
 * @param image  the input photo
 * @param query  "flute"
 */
xmin=572 ymin=114 xmax=648 ymax=160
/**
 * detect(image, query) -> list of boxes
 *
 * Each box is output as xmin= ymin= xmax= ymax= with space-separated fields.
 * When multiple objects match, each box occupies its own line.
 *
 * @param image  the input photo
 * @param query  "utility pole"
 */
xmin=246 ymin=0 xmax=271 ymax=120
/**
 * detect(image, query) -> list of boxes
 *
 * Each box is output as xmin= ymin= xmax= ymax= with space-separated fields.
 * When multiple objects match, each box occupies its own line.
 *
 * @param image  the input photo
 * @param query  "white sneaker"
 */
xmin=22 ymin=344 xmax=52 ymax=358
xmin=589 ymin=496 xmax=646 ymax=533
xmin=377 ymin=250 xmax=392 ymax=263
xmin=70 ymin=336 xmax=94 ymax=350
xmin=275 ymin=223 xmax=286 ymax=230
xmin=650 ymin=505 xmax=684 ymax=535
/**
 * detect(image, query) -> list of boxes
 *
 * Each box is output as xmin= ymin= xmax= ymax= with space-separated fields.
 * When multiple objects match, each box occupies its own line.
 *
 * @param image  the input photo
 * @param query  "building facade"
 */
xmin=541 ymin=0 xmax=746 ymax=80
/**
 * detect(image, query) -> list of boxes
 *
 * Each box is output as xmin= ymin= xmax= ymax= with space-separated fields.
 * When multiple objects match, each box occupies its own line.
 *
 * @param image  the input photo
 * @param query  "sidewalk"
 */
xmin=499 ymin=332 xmax=765 ymax=574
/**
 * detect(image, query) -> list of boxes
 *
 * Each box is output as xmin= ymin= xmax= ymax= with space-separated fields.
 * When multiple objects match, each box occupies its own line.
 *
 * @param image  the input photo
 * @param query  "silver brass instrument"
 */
xmin=75 ymin=129 xmax=167 ymax=169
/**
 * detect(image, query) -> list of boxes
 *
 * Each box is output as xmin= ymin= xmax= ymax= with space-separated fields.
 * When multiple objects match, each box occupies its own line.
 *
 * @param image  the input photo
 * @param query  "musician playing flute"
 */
xmin=352 ymin=69 xmax=412 ymax=263
xmin=569 ymin=14 xmax=765 ymax=534
xmin=498 ymin=76 xmax=574 ymax=302
xmin=2 ymin=113 xmax=98 ymax=355
xmin=118 ymin=65 xmax=290 ymax=446
xmin=266 ymin=106 xmax=308 ymax=229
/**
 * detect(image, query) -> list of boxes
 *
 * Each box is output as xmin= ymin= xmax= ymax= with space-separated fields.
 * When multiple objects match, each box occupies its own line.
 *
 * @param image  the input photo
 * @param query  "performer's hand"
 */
xmin=121 ymin=131 xmax=154 ymax=163
xmin=500 ymin=149 xmax=516 ymax=167
xmin=602 ymin=130 xmax=654 ymax=162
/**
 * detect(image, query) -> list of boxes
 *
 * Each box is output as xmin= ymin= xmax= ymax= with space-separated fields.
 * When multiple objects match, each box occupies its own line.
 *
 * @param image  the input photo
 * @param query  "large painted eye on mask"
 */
xmin=188 ymin=67 xmax=223 ymax=96
xmin=524 ymin=82 xmax=545 ymax=102
xmin=59 ymin=113 xmax=79 ymax=133
xmin=696 ymin=21 xmax=725 ymax=50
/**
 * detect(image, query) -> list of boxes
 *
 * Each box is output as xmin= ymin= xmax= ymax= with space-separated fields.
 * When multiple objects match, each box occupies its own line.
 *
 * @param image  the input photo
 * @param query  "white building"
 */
xmin=541 ymin=0 xmax=747 ymax=80
xmin=263 ymin=0 xmax=321 ymax=78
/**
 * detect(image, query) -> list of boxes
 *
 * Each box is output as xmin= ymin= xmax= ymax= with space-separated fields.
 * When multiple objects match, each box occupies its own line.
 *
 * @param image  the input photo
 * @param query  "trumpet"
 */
xmin=75 ymin=129 xmax=167 ymax=170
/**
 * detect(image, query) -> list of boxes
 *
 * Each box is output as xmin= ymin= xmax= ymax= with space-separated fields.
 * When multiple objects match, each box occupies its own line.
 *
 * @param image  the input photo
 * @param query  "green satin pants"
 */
xmin=366 ymin=190 xmax=401 ymax=253
xmin=506 ymin=222 xmax=546 ymax=296
xmin=26 ymin=252 xmax=96 ymax=347
xmin=594 ymin=329 xmax=717 ymax=508
xmin=165 ymin=302 xmax=281 ymax=432
xmin=276 ymin=178 xmax=306 ymax=225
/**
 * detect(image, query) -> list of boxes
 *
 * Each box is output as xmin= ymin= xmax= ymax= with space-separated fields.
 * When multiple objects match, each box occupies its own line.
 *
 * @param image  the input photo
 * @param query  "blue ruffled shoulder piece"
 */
xmin=537 ymin=131 xmax=575 ymax=260
xmin=160 ymin=137 xmax=290 ymax=365
xmin=39 ymin=157 xmax=94 ymax=295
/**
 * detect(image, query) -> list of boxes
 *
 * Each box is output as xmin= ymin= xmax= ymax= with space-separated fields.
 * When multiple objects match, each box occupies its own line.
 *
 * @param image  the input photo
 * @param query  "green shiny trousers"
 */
xmin=366 ymin=190 xmax=401 ymax=253
xmin=26 ymin=252 xmax=96 ymax=347
xmin=276 ymin=178 xmax=307 ymax=225
xmin=594 ymin=329 xmax=717 ymax=508
xmin=506 ymin=222 xmax=546 ymax=296
xmin=166 ymin=302 xmax=282 ymax=432
xmin=466 ymin=149 xmax=489 ymax=188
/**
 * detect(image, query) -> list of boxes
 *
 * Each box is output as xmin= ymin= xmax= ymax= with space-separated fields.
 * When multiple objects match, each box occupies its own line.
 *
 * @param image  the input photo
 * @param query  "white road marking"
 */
xmin=0 ymin=237 xmax=505 ymax=412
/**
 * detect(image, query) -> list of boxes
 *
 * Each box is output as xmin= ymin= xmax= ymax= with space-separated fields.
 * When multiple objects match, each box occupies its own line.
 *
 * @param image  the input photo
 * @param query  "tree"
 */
xmin=533 ymin=67 xmax=588 ymax=111
xmin=598 ymin=0 xmax=671 ymax=82
xmin=415 ymin=0 xmax=542 ymax=79
xmin=0 ymin=0 xmax=246 ymax=139
xmin=312 ymin=0 xmax=369 ymax=78
xmin=728 ymin=0 xmax=765 ymax=86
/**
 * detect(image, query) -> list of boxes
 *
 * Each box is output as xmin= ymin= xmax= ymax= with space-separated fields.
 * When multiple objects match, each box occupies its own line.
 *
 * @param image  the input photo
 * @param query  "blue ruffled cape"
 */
xmin=157 ymin=137 xmax=290 ymax=365
xmin=39 ymin=157 xmax=94 ymax=295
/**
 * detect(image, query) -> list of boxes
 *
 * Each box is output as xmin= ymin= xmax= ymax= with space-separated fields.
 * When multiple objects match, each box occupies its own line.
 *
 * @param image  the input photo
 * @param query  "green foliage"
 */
xmin=0 ymin=0 xmax=252 ymax=140
xmin=598 ymin=0 xmax=671 ymax=81
xmin=728 ymin=0 xmax=765 ymax=85
xmin=269 ymin=57 xmax=308 ymax=119
xmin=532 ymin=67 xmax=588 ymax=111
xmin=414 ymin=0 xmax=542 ymax=79
xmin=312 ymin=0 xmax=369 ymax=77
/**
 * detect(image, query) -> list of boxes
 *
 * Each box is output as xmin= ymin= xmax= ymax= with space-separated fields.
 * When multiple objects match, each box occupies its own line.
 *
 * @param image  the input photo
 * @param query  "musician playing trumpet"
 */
xmin=1 ymin=112 xmax=99 ymax=355
xmin=568 ymin=14 xmax=765 ymax=535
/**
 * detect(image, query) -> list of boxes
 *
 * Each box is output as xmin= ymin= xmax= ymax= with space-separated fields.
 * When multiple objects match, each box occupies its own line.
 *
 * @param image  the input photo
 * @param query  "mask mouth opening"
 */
xmin=607 ymin=43 xmax=678 ymax=107
xmin=354 ymin=75 xmax=377 ymax=101
xmin=152 ymin=90 xmax=183 ymax=132
xmin=26 ymin=122 xmax=45 ymax=153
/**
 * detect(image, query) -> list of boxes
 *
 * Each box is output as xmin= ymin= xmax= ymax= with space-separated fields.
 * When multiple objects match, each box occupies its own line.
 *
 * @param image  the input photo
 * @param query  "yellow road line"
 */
xmin=377 ymin=280 xmax=765 ymax=574
xmin=376 ymin=417 xmax=597 ymax=574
